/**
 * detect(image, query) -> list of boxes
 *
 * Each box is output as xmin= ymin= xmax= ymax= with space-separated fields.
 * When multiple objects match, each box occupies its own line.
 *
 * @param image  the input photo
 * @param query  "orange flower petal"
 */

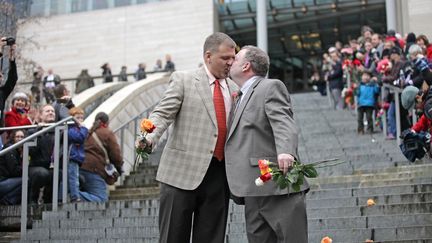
xmin=367 ymin=199 xmax=376 ymax=207
xmin=140 ymin=119 xmax=155 ymax=133
xmin=321 ymin=236 xmax=332 ymax=243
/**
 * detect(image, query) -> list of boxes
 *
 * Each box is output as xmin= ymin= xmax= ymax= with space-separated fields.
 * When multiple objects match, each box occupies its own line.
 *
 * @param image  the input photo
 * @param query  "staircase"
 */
xmin=3 ymin=92 xmax=432 ymax=242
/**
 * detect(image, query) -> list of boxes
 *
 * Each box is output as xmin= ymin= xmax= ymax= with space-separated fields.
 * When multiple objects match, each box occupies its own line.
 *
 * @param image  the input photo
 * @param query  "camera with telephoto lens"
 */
xmin=5 ymin=37 xmax=15 ymax=46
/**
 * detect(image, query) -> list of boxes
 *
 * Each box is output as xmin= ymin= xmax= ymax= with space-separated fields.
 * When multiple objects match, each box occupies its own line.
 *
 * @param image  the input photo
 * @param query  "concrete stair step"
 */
xmin=310 ymin=164 xmax=432 ymax=185
xmin=42 ymin=207 xmax=159 ymax=221
xmin=310 ymin=177 xmax=432 ymax=190
xmin=308 ymin=183 xmax=432 ymax=200
xmin=307 ymin=192 xmax=432 ymax=208
xmin=309 ymin=225 xmax=432 ymax=242
xmin=308 ymin=213 xmax=432 ymax=231
xmin=307 ymin=202 xmax=432 ymax=218
xmin=33 ymin=216 xmax=159 ymax=230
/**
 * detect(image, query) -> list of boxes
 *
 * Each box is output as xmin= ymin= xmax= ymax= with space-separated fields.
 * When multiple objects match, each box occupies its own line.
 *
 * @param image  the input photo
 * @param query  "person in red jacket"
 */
xmin=4 ymin=92 xmax=32 ymax=128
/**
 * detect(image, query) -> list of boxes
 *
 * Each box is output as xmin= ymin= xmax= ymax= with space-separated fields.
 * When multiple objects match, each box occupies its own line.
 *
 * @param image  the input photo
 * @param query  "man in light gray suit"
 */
xmin=226 ymin=45 xmax=309 ymax=243
xmin=144 ymin=32 xmax=238 ymax=243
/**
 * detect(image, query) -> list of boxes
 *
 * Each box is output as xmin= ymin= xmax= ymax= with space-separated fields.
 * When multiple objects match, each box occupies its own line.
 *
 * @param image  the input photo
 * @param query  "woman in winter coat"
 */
xmin=4 ymin=92 xmax=32 ymax=128
xmin=80 ymin=112 xmax=122 ymax=202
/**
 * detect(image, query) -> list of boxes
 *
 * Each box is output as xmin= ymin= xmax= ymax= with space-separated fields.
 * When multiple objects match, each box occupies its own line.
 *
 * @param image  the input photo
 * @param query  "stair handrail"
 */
xmin=381 ymin=83 xmax=416 ymax=145
xmin=112 ymin=103 xmax=169 ymax=184
xmin=0 ymin=116 xmax=75 ymax=239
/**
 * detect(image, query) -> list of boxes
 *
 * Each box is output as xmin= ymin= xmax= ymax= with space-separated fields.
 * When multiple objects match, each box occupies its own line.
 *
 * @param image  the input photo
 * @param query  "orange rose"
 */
xmin=321 ymin=236 xmax=332 ymax=243
xmin=367 ymin=199 xmax=376 ymax=207
xmin=140 ymin=119 xmax=156 ymax=133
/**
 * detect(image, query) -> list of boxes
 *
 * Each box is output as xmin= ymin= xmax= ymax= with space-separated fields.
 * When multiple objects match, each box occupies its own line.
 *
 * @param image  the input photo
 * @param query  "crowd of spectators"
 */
xmin=312 ymin=26 xmax=432 ymax=139
xmin=0 ymin=37 xmax=127 ymax=206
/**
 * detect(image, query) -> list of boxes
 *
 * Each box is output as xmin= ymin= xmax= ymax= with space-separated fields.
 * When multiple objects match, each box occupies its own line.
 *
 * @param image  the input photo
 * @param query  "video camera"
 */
xmin=399 ymin=129 xmax=431 ymax=162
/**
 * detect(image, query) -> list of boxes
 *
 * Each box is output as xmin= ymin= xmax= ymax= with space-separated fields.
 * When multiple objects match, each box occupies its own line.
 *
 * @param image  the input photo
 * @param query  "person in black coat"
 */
xmin=0 ymin=130 xmax=25 ymax=205
xmin=0 ymin=38 xmax=18 ymax=128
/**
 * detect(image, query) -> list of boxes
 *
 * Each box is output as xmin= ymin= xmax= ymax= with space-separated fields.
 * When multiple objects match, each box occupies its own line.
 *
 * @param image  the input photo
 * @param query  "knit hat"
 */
xmin=12 ymin=92 xmax=28 ymax=102
xmin=401 ymin=86 xmax=419 ymax=111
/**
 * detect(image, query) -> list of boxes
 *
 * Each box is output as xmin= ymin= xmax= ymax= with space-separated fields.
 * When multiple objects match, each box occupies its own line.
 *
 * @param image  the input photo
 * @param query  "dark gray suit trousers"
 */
xmin=244 ymin=192 xmax=308 ymax=243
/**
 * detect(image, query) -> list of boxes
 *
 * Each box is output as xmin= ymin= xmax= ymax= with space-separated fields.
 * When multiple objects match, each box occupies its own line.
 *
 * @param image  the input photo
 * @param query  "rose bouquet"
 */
xmin=135 ymin=118 xmax=156 ymax=166
xmin=255 ymin=158 xmax=343 ymax=192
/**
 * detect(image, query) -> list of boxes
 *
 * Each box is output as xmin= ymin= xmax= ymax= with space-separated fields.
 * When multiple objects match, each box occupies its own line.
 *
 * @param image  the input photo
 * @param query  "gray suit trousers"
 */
xmin=244 ymin=192 xmax=308 ymax=243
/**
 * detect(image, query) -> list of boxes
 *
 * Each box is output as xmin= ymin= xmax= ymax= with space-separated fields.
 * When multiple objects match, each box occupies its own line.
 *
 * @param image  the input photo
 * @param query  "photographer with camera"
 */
xmin=0 ymin=37 xmax=17 ymax=129
xmin=409 ymin=44 xmax=432 ymax=86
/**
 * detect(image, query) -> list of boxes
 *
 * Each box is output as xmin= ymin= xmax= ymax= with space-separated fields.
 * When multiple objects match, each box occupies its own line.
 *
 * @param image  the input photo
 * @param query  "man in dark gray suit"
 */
xmin=226 ymin=45 xmax=308 ymax=243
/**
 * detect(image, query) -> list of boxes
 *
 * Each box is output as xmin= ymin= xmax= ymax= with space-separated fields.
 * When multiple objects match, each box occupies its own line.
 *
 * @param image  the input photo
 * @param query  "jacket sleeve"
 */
xmin=412 ymin=115 xmax=429 ymax=132
xmin=327 ymin=62 xmax=342 ymax=80
xmin=68 ymin=126 xmax=88 ymax=144
xmin=4 ymin=112 xmax=17 ymax=127
xmin=147 ymin=72 xmax=184 ymax=145
xmin=264 ymin=80 xmax=299 ymax=158
xmin=3 ymin=61 xmax=17 ymax=97
xmin=106 ymin=131 xmax=123 ymax=171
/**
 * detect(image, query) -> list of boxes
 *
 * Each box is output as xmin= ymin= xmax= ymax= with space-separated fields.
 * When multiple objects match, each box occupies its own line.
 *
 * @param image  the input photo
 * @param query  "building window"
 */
xmin=115 ymin=0 xmax=131 ymax=7
xmin=30 ymin=0 xmax=45 ymax=16
xmin=93 ymin=0 xmax=108 ymax=10
xmin=71 ymin=0 xmax=88 ymax=13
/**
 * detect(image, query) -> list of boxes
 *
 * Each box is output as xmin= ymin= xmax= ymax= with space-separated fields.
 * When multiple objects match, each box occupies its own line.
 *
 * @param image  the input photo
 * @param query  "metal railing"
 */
xmin=381 ymin=83 xmax=417 ymax=145
xmin=325 ymin=82 xmax=417 ymax=145
xmin=113 ymin=104 xmax=169 ymax=184
xmin=0 ymin=117 xmax=75 ymax=239
xmin=17 ymin=70 xmax=166 ymax=96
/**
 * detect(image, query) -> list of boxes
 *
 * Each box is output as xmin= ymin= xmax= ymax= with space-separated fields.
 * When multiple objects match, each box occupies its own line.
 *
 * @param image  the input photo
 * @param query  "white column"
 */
xmin=256 ymin=0 xmax=268 ymax=53
xmin=385 ymin=0 xmax=397 ymax=31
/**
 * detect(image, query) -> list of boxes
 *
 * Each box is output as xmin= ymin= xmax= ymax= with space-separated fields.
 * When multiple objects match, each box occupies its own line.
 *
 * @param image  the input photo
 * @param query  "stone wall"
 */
xmin=398 ymin=0 xmax=432 ymax=38
xmin=17 ymin=0 xmax=216 ymax=79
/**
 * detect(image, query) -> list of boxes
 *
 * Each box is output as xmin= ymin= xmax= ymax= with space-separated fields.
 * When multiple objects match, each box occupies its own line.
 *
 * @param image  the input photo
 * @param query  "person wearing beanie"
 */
xmin=401 ymin=86 xmax=420 ymax=112
xmin=4 ymin=92 xmax=32 ymax=128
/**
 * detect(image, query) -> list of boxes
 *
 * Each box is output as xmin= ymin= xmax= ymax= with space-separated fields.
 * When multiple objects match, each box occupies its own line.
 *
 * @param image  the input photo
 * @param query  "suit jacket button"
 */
xmin=214 ymin=134 xmax=217 ymax=137
xmin=210 ymin=150 xmax=213 ymax=154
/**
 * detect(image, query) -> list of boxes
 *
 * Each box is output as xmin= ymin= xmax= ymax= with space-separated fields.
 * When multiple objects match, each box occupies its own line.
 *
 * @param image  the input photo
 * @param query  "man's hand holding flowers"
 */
xmin=135 ymin=118 xmax=156 ymax=161
xmin=255 ymin=158 xmax=343 ymax=192
xmin=277 ymin=153 xmax=295 ymax=174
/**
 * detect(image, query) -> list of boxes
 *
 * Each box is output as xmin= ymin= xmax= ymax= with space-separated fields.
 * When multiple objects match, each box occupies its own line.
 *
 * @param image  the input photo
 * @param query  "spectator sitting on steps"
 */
xmin=28 ymin=104 xmax=56 ymax=205
xmin=80 ymin=112 xmax=123 ymax=202
xmin=0 ymin=130 xmax=25 ymax=205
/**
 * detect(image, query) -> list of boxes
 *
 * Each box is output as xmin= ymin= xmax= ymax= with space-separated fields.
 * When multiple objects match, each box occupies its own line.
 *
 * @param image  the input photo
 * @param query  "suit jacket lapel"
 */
xmin=228 ymin=77 xmax=264 ymax=139
xmin=194 ymin=68 xmax=217 ymax=127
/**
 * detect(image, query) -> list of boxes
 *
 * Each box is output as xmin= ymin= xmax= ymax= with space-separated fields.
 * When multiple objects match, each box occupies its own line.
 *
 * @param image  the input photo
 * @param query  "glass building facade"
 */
xmin=29 ymin=0 xmax=161 ymax=17
xmin=22 ymin=0 xmax=387 ymax=92
xmin=218 ymin=0 xmax=387 ymax=91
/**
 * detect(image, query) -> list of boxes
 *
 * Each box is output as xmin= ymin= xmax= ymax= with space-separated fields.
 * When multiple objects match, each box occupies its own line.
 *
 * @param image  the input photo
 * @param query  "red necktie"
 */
xmin=213 ymin=79 xmax=226 ymax=161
